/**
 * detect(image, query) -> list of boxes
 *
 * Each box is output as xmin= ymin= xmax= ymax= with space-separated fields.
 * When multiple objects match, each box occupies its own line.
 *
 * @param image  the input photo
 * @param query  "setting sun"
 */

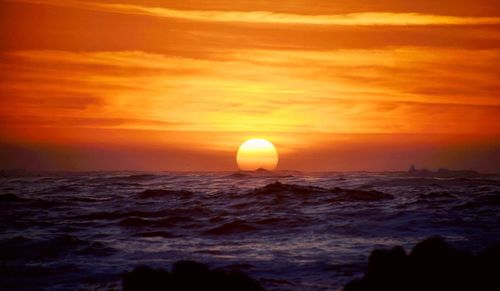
xmin=236 ymin=139 xmax=278 ymax=171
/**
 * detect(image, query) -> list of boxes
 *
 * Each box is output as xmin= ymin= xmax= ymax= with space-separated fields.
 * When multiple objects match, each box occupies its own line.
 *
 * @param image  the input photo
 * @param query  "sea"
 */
xmin=1 ymin=171 xmax=499 ymax=290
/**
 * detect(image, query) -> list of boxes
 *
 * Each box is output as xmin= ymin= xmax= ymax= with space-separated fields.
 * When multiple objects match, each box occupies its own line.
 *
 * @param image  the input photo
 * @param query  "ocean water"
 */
xmin=1 ymin=171 xmax=499 ymax=290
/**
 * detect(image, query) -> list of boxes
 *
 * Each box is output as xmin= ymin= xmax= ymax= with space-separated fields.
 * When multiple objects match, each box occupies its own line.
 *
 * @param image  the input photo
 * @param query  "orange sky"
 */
xmin=0 ymin=0 xmax=499 ymax=171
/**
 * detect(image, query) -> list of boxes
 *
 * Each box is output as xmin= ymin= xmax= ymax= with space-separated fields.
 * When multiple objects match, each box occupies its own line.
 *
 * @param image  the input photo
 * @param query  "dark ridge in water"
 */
xmin=84 ymin=174 xmax=159 ymax=185
xmin=123 ymin=174 xmax=160 ymax=181
xmin=137 ymin=189 xmax=194 ymax=198
xmin=0 ymin=235 xmax=114 ymax=261
xmin=80 ymin=207 xmax=209 ymax=224
xmin=250 ymin=181 xmax=329 ymax=196
xmin=329 ymin=187 xmax=393 ymax=202
xmin=254 ymin=217 xmax=296 ymax=226
xmin=0 ymin=193 xmax=61 ymax=208
xmin=118 ymin=215 xmax=194 ymax=228
xmin=88 ymin=174 xmax=160 ymax=183
xmin=226 ymin=171 xmax=298 ymax=179
xmin=248 ymin=182 xmax=393 ymax=202
xmin=344 ymin=236 xmax=500 ymax=291
xmin=123 ymin=260 xmax=263 ymax=291
xmin=224 ymin=263 xmax=255 ymax=270
xmin=475 ymin=194 xmax=500 ymax=205
xmin=452 ymin=192 xmax=500 ymax=211
xmin=0 ymin=193 xmax=27 ymax=203
xmin=119 ymin=217 xmax=175 ymax=228
xmin=53 ymin=185 xmax=79 ymax=193
xmin=419 ymin=191 xmax=456 ymax=199
xmin=75 ymin=209 xmax=173 ymax=220
xmin=134 ymin=231 xmax=179 ymax=238
xmin=204 ymin=220 xmax=258 ymax=235
xmin=69 ymin=196 xmax=112 ymax=203
xmin=226 ymin=172 xmax=251 ymax=178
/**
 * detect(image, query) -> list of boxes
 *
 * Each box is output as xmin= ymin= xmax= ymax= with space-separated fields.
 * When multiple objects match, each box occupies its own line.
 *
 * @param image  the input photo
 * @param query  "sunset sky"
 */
xmin=1 ymin=0 xmax=499 ymax=171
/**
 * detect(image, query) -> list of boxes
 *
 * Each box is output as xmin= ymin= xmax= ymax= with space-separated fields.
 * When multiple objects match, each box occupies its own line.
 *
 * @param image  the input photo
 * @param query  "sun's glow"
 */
xmin=1 ymin=0 xmax=499 ymax=172
xmin=236 ymin=139 xmax=278 ymax=171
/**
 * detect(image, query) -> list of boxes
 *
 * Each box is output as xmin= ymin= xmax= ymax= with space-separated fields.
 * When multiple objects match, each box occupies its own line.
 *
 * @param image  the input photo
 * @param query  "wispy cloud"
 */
xmin=10 ymin=0 xmax=500 ymax=26
xmin=1 ymin=48 xmax=499 ymax=143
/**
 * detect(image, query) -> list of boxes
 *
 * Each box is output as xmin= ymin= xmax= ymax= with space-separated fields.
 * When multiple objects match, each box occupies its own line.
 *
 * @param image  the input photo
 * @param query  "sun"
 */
xmin=236 ymin=138 xmax=278 ymax=171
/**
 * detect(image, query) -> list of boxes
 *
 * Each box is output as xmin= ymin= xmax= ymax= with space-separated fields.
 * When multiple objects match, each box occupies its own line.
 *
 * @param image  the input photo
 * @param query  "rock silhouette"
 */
xmin=122 ymin=237 xmax=500 ymax=291
xmin=123 ymin=260 xmax=263 ymax=291
xmin=344 ymin=236 xmax=500 ymax=291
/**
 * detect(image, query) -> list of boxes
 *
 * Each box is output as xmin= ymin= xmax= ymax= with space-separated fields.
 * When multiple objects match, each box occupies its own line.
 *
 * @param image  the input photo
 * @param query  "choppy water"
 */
xmin=1 ymin=171 xmax=499 ymax=290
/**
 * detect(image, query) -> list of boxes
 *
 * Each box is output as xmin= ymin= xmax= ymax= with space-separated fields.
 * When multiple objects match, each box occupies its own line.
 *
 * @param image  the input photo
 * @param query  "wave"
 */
xmin=0 ymin=193 xmax=27 ymax=203
xmin=204 ymin=220 xmax=257 ymax=235
xmin=247 ymin=182 xmax=392 ymax=202
xmin=118 ymin=215 xmax=194 ymax=228
xmin=329 ymin=187 xmax=393 ymax=202
xmin=123 ymin=174 xmax=160 ymax=181
xmin=134 ymin=231 xmax=179 ymax=238
xmin=86 ymin=174 xmax=159 ymax=185
xmin=475 ymin=193 xmax=500 ymax=205
xmin=119 ymin=217 xmax=175 ymax=228
xmin=454 ymin=193 xmax=500 ymax=210
xmin=249 ymin=181 xmax=329 ymax=196
xmin=0 ymin=193 xmax=61 ymax=208
xmin=370 ymin=177 xmax=500 ymax=188
xmin=408 ymin=191 xmax=457 ymax=207
xmin=225 ymin=172 xmax=250 ymax=178
xmin=77 ymin=206 xmax=211 ymax=222
xmin=69 ymin=196 xmax=113 ymax=203
xmin=419 ymin=191 xmax=456 ymax=199
xmin=76 ymin=210 xmax=170 ymax=220
xmin=137 ymin=189 xmax=194 ymax=198
xmin=0 ymin=235 xmax=113 ymax=261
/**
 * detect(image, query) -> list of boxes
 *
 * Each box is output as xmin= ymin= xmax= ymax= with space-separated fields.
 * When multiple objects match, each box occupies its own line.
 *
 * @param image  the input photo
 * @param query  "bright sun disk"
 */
xmin=236 ymin=138 xmax=278 ymax=171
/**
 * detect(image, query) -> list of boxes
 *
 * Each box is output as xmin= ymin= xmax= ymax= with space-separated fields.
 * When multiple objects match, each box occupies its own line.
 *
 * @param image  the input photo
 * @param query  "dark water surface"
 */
xmin=1 ymin=171 xmax=499 ymax=290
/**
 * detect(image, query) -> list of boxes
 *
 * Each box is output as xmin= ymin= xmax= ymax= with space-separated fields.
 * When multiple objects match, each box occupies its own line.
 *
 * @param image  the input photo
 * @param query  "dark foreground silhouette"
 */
xmin=122 ymin=237 xmax=499 ymax=291
xmin=123 ymin=260 xmax=263 ymax=291
xmin=344 ymin=236 xmax=500 ymax=291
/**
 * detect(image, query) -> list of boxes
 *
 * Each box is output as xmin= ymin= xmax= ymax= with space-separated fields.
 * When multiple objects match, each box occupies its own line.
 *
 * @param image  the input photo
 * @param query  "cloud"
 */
xmin=1 ymin=47 xmax=499 ymax=143
xmin=0 ymin=116 xmax=182 ymax=129
xmin=3 ymin=1 xmax=500 ymax=54
xmin=9 ymin=0 xmax=500 ymax=26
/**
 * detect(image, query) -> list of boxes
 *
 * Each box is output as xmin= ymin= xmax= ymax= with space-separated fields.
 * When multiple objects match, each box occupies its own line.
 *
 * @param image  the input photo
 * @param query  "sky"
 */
xmin=0 ymin=0 xmax=499 ymax=172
